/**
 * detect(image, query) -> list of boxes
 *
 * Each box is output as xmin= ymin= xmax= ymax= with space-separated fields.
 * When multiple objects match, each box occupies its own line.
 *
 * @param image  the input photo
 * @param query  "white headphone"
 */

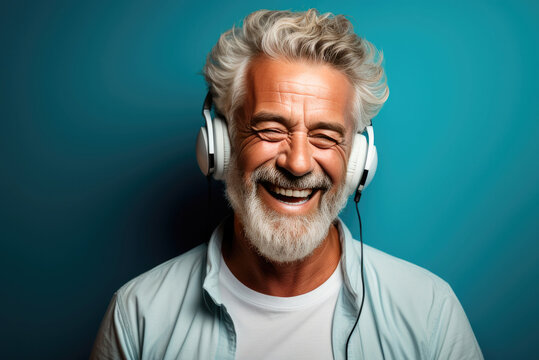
xmin=196 ymin=92 xmax=378 ymax=199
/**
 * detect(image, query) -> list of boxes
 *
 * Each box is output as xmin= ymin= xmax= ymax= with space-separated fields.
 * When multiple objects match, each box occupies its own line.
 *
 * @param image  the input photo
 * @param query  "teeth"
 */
xmin=271 ymin=185 xmax=312 ymax=198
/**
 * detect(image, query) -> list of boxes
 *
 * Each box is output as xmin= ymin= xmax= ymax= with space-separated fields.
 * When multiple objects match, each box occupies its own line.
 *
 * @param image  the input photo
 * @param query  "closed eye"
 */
xmin=255 ymin=128 xmax=287 ymax=142
xmin=309 ymin=134 xmax=340 ymax=149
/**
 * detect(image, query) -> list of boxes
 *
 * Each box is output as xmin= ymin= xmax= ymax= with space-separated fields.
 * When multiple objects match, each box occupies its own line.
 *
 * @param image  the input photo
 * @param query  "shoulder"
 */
xmin=338 ymin=219 xmax=452 ymax=301
xmin=116 ymin=244 xmax=208 ymax=313
xmin=92 ymin=245 xmax=224 ymax=359
xmin=361 ymin=243 xmax=453 ymax=299
xmin=351 ymin=242 xmax=483 ymax=358
xmin=359 ymin=245 xmax=483 ymax=358
xmin=91 ymin=245 xmax=210 ymax=359
xmin=348 ymin=240 xmax=455 ymax=328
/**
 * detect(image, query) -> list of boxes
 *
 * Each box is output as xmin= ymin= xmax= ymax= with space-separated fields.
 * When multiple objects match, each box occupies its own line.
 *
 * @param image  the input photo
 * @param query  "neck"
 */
xmin=221 ymin=214 xmax=342 ymax=297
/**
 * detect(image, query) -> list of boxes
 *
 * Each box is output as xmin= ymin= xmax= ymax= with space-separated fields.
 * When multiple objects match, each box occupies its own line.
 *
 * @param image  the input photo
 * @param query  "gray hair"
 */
xmin=203 ymin=9 xmax=389 ymax=134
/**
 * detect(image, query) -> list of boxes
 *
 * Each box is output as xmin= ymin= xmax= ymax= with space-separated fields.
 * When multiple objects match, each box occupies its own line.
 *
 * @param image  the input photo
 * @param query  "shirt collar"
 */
xmin=334 ymin=218 xmax=363 ymax=309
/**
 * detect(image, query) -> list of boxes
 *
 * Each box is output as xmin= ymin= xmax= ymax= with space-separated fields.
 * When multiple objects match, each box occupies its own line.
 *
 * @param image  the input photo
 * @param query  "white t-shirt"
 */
xmin=219 ymin=256 xmax=343 ymax=360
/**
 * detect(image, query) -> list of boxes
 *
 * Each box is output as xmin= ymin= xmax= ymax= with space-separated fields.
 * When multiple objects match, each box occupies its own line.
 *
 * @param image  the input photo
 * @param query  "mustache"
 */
xmin=251 ymin=166 xmax=332 ymax=190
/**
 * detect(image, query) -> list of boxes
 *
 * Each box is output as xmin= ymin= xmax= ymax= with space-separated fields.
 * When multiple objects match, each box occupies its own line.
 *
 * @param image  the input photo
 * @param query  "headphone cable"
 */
xmin=345 ymin=197 xmax=366 ymax=359
xmin=206 ymin=175 xmax=213 ymax=242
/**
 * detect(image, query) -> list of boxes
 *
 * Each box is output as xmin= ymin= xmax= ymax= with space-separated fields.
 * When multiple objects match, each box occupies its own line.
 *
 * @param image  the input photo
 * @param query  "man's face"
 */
xmin=225 ymin=56 xmax=355 ymax=263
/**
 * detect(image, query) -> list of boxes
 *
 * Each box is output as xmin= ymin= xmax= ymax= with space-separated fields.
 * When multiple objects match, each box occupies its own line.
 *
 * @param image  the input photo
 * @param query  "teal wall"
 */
xmin=1 ymin=0 xmax=537 ymax=358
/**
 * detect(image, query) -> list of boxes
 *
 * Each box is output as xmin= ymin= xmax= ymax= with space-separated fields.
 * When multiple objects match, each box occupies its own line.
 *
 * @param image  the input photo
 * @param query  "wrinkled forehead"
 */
xmin=246 ymin=57 xmax=355 ymax=124
xmin=255 ymin=78 xmax=337 ymax=97
xmin=254 ymin=81 xmax=348 ymax=110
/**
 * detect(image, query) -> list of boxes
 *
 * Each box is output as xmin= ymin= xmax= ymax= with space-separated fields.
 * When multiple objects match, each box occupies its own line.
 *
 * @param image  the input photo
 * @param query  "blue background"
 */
xmin=1 ymin=0 xmax=537 ymax=358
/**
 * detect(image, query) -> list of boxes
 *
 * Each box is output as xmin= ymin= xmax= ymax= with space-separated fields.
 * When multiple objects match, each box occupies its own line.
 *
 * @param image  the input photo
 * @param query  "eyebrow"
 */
xmin=309 ymin=121 xmax=346 ymax=137
xmin=251 ymin=112 xmax=292 ymax=128
xmin=251 ymin=112 xmax=346 ymax=136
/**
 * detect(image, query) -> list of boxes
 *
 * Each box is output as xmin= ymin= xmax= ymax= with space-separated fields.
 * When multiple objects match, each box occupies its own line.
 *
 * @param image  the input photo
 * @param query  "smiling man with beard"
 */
xmin=91 ymin=9 xmax=483 ymax=360
xmin=223 ymin=57 xmax=352 ymax=267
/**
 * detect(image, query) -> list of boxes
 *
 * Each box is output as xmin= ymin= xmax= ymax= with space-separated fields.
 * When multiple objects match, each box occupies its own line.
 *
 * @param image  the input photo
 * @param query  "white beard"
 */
xmin=225 ymin=157 xmax=349 ymax=263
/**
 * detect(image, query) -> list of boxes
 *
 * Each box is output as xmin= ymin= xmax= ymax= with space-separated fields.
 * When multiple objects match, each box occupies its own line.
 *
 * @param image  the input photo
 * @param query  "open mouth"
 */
xmin=261 ymin=182 xmax=317 ymax=205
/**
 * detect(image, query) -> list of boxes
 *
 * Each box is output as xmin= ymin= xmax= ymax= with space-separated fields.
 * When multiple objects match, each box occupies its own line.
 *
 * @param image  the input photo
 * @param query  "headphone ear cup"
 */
xmin=363 ymin=145 xmax=378 ymax=188
xmin=196 ymin=127 xmax=210 ymax=176
xmin=346 ymin=133 xmax=368 ymax=196
xmin=212 ymin=115 xmax=231 ymax=180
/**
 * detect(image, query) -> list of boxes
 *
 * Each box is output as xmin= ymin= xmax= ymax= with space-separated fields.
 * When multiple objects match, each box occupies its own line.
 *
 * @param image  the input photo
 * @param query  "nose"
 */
xmin=276 ymin=132 xmax=314 ymax=177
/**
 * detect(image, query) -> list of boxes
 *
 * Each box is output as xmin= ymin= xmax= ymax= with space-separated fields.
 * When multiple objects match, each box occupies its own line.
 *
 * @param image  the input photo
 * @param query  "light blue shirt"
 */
xmin=91 ymin=219 xmax=483 ymax=359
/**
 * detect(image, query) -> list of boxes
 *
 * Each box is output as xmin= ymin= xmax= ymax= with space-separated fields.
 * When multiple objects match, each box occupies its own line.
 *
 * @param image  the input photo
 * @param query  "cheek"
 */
xmin=237 ymin=139 xmax=281 ymax=175
xmin=314 ymin=148 xmax=348 ymax=184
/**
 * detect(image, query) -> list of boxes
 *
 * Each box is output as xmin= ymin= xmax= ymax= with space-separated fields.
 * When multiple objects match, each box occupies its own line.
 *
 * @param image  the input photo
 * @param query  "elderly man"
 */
xmin=91 ymin=9 xmax=483 ymax=360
